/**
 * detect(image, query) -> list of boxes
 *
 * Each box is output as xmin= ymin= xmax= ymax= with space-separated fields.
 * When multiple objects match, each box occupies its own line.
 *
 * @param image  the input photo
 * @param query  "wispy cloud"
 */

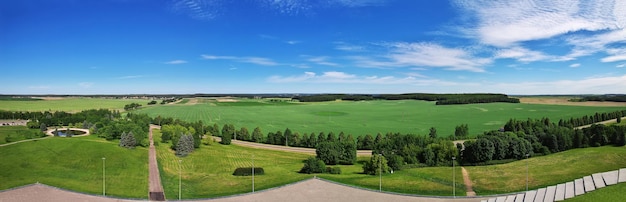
xmin=601 ymin=48 xmax=626 ymax=63
xmin=306 ymin=56 xmax=340 ymax=66
xmin=569 ymin=63 xmax=581 ymax=68
xmin=268 ymin=71 xmax=448 ymax=85
xmin=455 ymin=0 xmax=625 ymax=47
xmin=201 ymin=54 xmax=278 ymax=66
xmin=495 ymin=47 xmax=554 ymax=62
xmin=79 ymin=82 xmax=93 ymax=88
xmin=28 ymin=85 xmax=50 ymax=89
xmin=165 ymin=60 xmax=188 ymax=64
xmin=169 ymin=0 xmax=221 ymax=20
xmin=352 ymin=42 xmax=491 ymax=72
xmin=117 ymin=75 xmax=145 ymax=79
xmin=334 ymin=42 xmax=366 ymax=52
xmin=285 ymin=40 xmax=301 ymax=45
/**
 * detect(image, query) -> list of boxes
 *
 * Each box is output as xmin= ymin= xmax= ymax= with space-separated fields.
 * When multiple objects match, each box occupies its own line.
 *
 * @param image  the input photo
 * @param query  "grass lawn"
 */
xmin=154 ymin=130 xmax=312 ymax=198
xmin=466 ymin=146 xmax=626 ymax=195
xmin=137 ymin=99 xmax=625 ymax=138
xmin=0 ymin=97 xmax=151 ymax=112
xmin=0 ymin=135 xmax=148 ymax=198
xmin=563 ymin=182 xmax=626 ymax=201
xmin=0 ymin=126 xmax=45 ymax=144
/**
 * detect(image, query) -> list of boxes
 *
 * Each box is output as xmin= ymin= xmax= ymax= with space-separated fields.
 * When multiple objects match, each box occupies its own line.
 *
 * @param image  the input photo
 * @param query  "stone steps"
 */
xmin=481 ymin=168 xmax=625 ymax=202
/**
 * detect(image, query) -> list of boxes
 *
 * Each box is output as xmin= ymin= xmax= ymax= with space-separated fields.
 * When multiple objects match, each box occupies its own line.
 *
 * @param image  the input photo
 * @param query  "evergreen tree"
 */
xmin=176 ymin=133 xmax=195 ymax=156
xmin=429 ymin=127 xmax=437 ymax=139
xmin=252 ymin=127 xmax=264 ymax=143
xmin=119 ymin=131 xmax=136 ymax=149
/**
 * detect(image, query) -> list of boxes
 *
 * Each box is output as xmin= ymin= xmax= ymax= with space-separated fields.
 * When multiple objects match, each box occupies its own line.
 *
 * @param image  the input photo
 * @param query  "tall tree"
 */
xmin=176 ymin=133 xmax=195 ymax=156
xmin=251 ymin=127 xmax=263 ymax=143
xmin=429 ymin=127 xmax=437 ymax=139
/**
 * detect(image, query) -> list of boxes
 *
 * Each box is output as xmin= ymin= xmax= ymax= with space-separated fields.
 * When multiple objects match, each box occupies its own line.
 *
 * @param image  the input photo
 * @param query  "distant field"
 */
xmin=0 ymin=135 xmax=148 ymax=198
xmin=467 ymin=146 xmax=626 ymax=195
xmin=518 ymin=96 xmax=626 ymax=107
xmin=0 ymin=97 xmax=152 ymax=112
xmin=137 ymin=99 xmax=626 ymax=137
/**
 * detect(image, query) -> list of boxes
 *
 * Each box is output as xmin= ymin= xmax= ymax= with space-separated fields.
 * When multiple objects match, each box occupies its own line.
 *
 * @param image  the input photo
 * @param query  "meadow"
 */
xmin=0 ymin=126 xmax=45 ymax=144
xmin=0 ymin=97 xmax=151 ymax=112
xmin=0 ymin=135 xmax=148 ymax=199
xmin=138 ymin=98 xmax=626 ymax=137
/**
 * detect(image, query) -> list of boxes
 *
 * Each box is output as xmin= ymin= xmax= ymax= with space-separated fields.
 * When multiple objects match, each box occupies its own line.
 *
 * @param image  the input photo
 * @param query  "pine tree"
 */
xmin=176 ymin=133 xmax=195 ymax=156
xmin=119 ymin=131 xmax=136 ymax=149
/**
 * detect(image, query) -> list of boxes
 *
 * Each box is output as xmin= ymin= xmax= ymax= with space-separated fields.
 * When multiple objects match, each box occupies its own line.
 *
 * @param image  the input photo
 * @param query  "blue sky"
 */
xmin=1 ymin=0 xmax=625 ymax=95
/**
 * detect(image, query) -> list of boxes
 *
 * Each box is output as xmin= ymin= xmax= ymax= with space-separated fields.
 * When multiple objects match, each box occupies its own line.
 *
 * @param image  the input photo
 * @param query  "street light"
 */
xmin=526 ymin=153 xmax=530 ymax=191
xmin=378 ymin=154 xmax=382 ymax=192
xmin=252 ymin=154 xmax=255 ymax=193
xmin=179 ymin=159 xmax=182 ymax=200
xmin=452 ymin=156 xmax=456 ymax=198
xmin=102 ymin=157 xmax=106 ymax=196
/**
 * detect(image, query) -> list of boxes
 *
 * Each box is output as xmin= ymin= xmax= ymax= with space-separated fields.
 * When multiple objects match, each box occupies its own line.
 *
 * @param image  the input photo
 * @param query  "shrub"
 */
xmin=300 ymin=157 xmax=326 ymax=174
xmin=233 ymin=167 xmax=265 ymax=176
xmin=326 ymin=167 xmax=341 ymax=174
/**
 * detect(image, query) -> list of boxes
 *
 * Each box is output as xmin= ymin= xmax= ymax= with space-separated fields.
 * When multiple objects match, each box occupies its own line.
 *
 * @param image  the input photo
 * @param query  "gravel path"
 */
xmin=462 ymin=167 xmax=476 ymax=196
xmin=148 ymin=125 xmax=166 ymax=201
xmin=211 ymin=136 xmax=373 ymax=156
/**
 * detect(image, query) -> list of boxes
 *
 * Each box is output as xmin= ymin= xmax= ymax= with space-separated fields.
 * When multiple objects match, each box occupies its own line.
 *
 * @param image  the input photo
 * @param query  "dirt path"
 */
xmin=148 ymin=124 xmax=165 ymax=201
xmin=461 ymin=167 xmax=475 ymax=196
xmin=575 ymin=117 xmax=625 ymax=129
xmin=210 ymin=136 xmax=373 ymax=156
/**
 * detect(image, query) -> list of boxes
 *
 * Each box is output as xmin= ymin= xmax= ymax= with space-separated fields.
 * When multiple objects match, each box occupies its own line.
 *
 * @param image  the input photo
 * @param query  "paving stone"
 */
xmin=524 ymin=190 xmax=537 ymax=202
xmin=515 ymin=193 xmax=525 ymax=202
xmin=583 ymin=176 xmax=595 ymax=192
xmin=505 ymin=195 xmax=517 ymax=202
xmin=619 ymin=168 xmax=626 ymax=183
xmin=565 ymin=182 xmax=575 ymax=199
xmin=481 ymin=200 xmax=487 ymax=202
xmin=602 ymin=170 xmax=619 ymax=185
xmin=544 ymin=185 xmax=556 ymax=202
xmin=554 ymin=183 xmax=565 ymax=201
xmin=496 ymin=196 xmax=507 ymax=202
xmin=534 ymin=188 xmax=546 ymax=202
xmin=574 ymin=178 xmax=585 ymax=196
xmin=488 ymin=198 xmax=496 ymax=202
xmin=592 ymin=173 xmax=606 ymax=189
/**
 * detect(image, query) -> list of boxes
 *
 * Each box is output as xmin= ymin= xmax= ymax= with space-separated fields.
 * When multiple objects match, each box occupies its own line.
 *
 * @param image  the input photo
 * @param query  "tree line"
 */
xmin=292 ymin=93 xmax=520 ymax=105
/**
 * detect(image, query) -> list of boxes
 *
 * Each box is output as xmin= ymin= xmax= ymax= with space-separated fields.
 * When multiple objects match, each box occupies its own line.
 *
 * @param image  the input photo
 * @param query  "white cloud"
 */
xmin=79 ymin=82 xmax=93 ymax=88
xmin=456 ymin=0 xmax=625 ymax=47
xmin=286 ymin=40 xmax=301 ymax=45
xmin=165 ymin=60 xmax=188 ymax=64
xmin=335 ymin=42 xmax=366 ymax=52
xmin=495 ymin=47 xmax=554 ymax=62
xmin=569 ymin=63 xmax=581 ymax=68
xmin=201 ymin=54 xmax=278 ymax=66
xmin=117 ymin=75 xmax=145 ymax=79
xmin=601 ymin=48 xmax=626 ymax=62
xmin=267 ymin=71 xmax=453 ymax=86
xmin=356 ymin=42 xmax=491 ymax=72
xmin=307 ymin=56 xmax=339 ymax=66
xmin=617 ymin=63 xmax=625 ymax=68
xmin=169 ymin=0 xmax=221 ymax=20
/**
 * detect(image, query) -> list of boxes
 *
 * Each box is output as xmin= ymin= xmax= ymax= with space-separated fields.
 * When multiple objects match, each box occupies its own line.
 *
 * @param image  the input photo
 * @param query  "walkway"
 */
xmin=481 ymin=168 xmax=626 ymax=202
xmin=148 ymin=125 xmax=165 ymax=201
xmin=462 ymin=167 xmax=476 ymax=196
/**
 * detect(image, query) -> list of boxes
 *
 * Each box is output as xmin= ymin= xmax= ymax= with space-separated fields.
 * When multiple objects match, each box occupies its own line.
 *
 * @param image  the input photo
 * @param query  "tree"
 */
xmin=221 ymin=128 xmax=232 ymax=145
xmin=284 ymin=128 xmax=293 ymax=146
xmin=176 ymin=133 xmax=195 ymax=156
xmin=119 ymin=131 xmax=136 ymax=149
xmin=455 ymin=124 xmax=469 ymax=138
xmin=316 ymin=142 xmax=340 ymax=165
xmin=618 ymin=116 xmax=622 ymax=123
xmin=238 ymin=127 xmax=250 ymax=141
xmin=362 ymin=154 xmax=390 ymax=175
xmin=222 ymin=124 xmax=235 ymax=139
xmin=252 ymin=127 xmax=263 ymax=143
xmin=40 ymin=123 xmax=47 ymax=132
xmin=299 ymin=157 xmax=326 ymax=174
xmin=429 ymin=127 xmax=437 ymax=139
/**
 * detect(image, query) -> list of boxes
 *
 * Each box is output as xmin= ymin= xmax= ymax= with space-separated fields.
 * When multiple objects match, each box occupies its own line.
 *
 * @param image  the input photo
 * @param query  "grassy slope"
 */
xmin=138 ymin=99 xmax=625 ymax=137
xmin=0 ymin=98 xmax=150 ymax=112
xmin=467 ymin=146 xmax=626 ymax=195
xmin=0 ymin=135 xmax=148 ymax=198
xmin=0 ymin=126 xmax=44 ymax=144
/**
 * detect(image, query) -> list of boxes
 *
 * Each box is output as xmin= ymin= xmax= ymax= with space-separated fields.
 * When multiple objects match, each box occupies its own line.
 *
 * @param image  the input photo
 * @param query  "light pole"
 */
xmin=526 ymin=153 xmax=530 ymax=191
xmin=179 ymin=159 xmax=182 ymax=200
xmin=102 ymin=157 xmax=106 ymax=196
xmin=452 ymin=156 xmax=456 ymax=198
xmin=252 ymin=154 xmax=255 ymax=193
xmin=378 ymin=154 xmax=382 ymax=192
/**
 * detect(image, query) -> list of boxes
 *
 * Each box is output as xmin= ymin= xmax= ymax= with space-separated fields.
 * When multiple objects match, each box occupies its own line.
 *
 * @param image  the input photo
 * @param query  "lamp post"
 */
xmin=452 ymin=156 xmax=456 ymax=198
xmin=102 ymin=157 xmax=106 ymax=196
xmin=526 ymin=153 xmax=530 ymax=191
xmin=252 ymin=154 xmax=255 ymax=193
xmin=179 ymin=159 xmax=182 ymax=200
xmin=378 ymin=154 xmax=382 ymax=192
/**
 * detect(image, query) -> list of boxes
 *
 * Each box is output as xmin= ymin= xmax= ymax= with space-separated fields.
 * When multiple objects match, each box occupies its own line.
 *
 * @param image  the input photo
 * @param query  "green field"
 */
xmin=467 ymin=146 xmax=626 ymax=195
xmin=138 ymin=99 xmax=626 ymax=137
xmin=0 ymin=126 xmax=45 ymax=144
xmin=0 ymin=97 xmax=151 ymax=112
xmin=0 ymin=135 xmax=148 ymax=198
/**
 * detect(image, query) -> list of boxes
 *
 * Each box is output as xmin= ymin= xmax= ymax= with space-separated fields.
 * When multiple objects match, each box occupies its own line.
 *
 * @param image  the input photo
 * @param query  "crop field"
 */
xmin=138 ymin=98 xmax=626 ymax=137
xmin=466 ymin=145 xmax=626 ymax=195
xmin=0 ymin=135 xmax=148 ymax=198
xmin=0 ymin=97 xmax=151 ymax=112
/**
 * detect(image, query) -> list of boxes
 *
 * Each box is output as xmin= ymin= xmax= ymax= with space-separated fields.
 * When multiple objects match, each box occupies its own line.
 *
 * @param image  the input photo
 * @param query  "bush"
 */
xmin=233 ymin=167 xmax=265 ymax=176
xmin=300 ymin=157 xmax=326 ymax=174
xmin=326 ymin=167 xmax=341 ymax=174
